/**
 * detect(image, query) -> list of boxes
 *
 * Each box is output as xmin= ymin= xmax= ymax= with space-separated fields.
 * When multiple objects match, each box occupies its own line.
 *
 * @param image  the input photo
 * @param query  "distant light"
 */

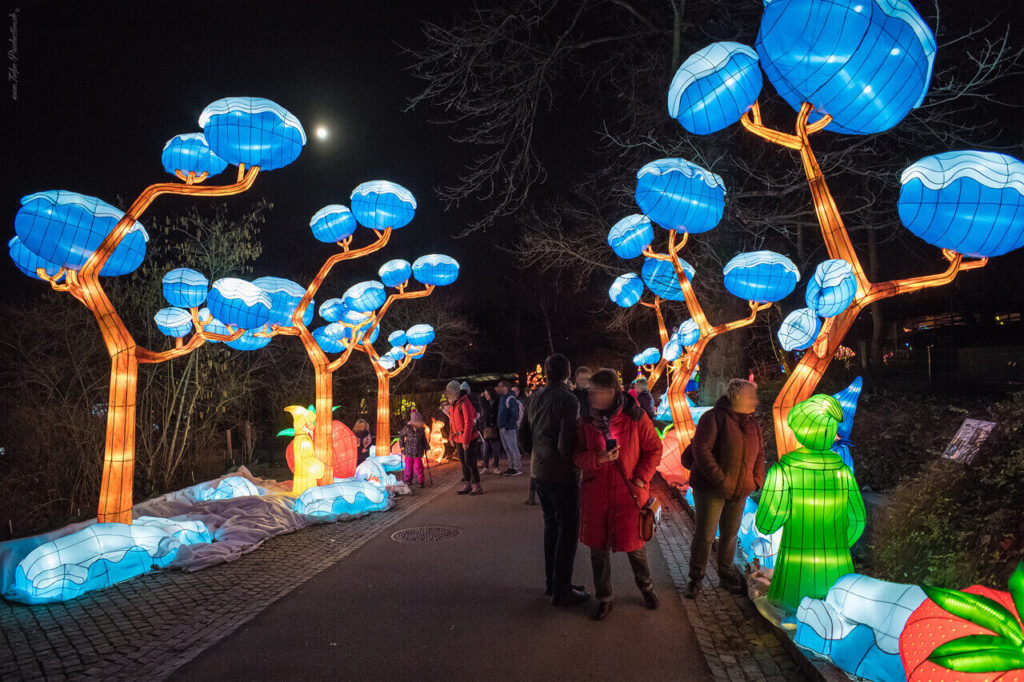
xmin=315 ymin=126 xmax=329 ymax=140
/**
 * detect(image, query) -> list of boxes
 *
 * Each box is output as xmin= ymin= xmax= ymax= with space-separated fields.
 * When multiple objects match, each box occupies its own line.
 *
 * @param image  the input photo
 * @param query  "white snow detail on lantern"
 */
xmin=293 ymin=479 xmax=391 ymax=517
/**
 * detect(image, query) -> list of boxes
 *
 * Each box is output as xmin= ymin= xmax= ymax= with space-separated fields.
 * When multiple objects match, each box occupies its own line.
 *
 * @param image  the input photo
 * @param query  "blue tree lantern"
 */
xmin=723 ymin=251 xmax=800 ymax=303
xmin=898 ymin=151 xmax=1024 ymax=258
xmin=309 ymin=205 xmax=358 ymax=244
xmin=633 ymin=347 xmax=661 ymax=367
xmin=198 ymin=308 xmax=232 ymax=342
xmin=412 ymin=254 xmax=460 ymax=286
xmin=154 ymin=307 xmax=193 ymax=338
xmin=663 ymin=335 xmax=684 ymax=362
xmin=805 ymin=260 xmax=858 ymax=317
xmin=206 ymin=278 xmax=272 ymax=330
xmin=607 ymin=214 xmax=654 ymax=259
xmin=388 ymin=330 xmax=408 ymax=347
xmin=341 ymin=280 xmax=387 ymax=313
xmin=388 ymin=346 xmax=407 ymax=362
xmin=253 ymin=276 xmax=312 ymax=327
xmin=678 ymin=319 xmax=701 ymax=347
xmin=668 ymin=42 xmax=762 ymax=135
xmin=339 ymin=307 xmax=374 ymax=329
xmin=15 ymin=191 xmax=149 ymax=276
xmin=379 ymin=259 xmax=413 ymax=288
xmin=226 ymin=326 xmax=273 ymax=351
xmin=609 ymin=273 xmax=644 ymax=308
xmin=312 ymin=325 xmax=347 ymax=353
xmin=406 ymin=324 xmax=436 ymax=346
xmin=350 ymin=181 xmax=417 ymax=229
xmin=318 ymin=298 xmax=348 ymax=323
xmin=162 ymin=268 xmax=209 ymax=308
xmin=408 ymin=346 xmax=427 ymax=360
xmin=8 ymin=236 xmax=63 ymax=281
xmin=641 ymin=257 xmax=696 ymax=302
xmin=778 ymin=308 xmax=822 ymax=351
xmin=635 ymin=159 xmax=726 ymax=234
xmin=756 ymin=0 xmax=936 ymax=135
xmin=161 ymin=133 xmax=228 ymax=179
xmin=377 ymin=354 xmax=398 ymax=371
xmin=199 ymin=97 xmax=305 ymax=171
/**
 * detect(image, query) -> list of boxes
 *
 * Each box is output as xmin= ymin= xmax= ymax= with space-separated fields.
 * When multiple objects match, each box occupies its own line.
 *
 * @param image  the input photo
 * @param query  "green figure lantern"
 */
xmin=755 ymin=394 xmax=866 ymax=610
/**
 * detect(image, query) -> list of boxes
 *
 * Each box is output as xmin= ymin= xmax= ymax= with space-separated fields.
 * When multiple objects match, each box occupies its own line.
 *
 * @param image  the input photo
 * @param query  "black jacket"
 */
xmin=519 ymin=382 xmax=580 ymax=483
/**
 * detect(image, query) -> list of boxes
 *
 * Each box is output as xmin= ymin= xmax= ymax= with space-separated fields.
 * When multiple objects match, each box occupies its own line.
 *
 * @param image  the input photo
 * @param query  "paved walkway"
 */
xmin=1 ymin=461 xmax=814 ymax=681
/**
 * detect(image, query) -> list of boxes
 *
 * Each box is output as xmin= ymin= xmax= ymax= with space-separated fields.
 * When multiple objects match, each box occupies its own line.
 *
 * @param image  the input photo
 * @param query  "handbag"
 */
xmin=615 ymin=461 xmax=662 ymax=542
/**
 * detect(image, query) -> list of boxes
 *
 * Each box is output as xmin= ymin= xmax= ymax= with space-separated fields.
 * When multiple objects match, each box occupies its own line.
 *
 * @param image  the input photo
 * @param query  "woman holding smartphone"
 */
xmin=574 ymin=369 xmax=662 ymax=621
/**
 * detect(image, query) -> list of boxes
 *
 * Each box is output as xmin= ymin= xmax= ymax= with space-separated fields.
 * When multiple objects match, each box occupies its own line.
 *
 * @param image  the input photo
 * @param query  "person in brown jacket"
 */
xmin=685 ymin=378 xmax=766 ymax=598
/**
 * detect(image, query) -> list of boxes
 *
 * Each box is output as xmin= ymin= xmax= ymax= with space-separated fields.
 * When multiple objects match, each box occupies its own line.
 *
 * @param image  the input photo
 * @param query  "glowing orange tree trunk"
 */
xmin=741 ymin=102 xmax=987 ymax=453
xmin=367 ymin=353 xmax=414 ymax=454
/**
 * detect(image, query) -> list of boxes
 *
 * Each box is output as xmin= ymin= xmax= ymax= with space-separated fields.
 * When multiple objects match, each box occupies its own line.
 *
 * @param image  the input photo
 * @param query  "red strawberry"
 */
xmin=655 ymin=425 xmax=690 ymax=489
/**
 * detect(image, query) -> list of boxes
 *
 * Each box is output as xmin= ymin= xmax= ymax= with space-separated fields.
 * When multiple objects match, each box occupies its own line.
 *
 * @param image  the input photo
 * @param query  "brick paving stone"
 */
xmin=0 ymin=464 xmax=462 ymax=681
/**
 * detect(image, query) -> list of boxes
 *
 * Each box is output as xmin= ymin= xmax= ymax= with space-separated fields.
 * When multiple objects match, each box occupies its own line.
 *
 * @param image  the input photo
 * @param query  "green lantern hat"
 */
xmin=787 ymin=394 xmax=844 ymax=451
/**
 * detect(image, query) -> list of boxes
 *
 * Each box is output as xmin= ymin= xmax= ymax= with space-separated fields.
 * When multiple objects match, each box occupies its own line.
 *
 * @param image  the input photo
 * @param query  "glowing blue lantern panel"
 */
xmin=832 ymin=376 xmax=863 ymax=470
xmin=161 ymin=133 xmax=228 ymax=179
xmin=756 ymin=0 xmax=936 ymax=135
xmin=641 ymin=257 xmax=696 ymax=302
xmin=633 ymin=347 xmax=661 ymax=367
xmin=405 ymin=324 xmax=436 ymax=346
xmin=609 ymin=273 xmax=644 ymax=308
xmin=198 ymin=475 xmax=261 ymax=501
xmin=162 ymin=268 xmax=209 ymax=309
xmin=678 ymin=319 xmax=701 ymax=347
xmin=253 ymin=276 xmax=312 ymax=327
xmin=154 ymin=307 xmax=194 ymax=338
xmin=723 ymin=251 xmax=800 ymax=303
xmin=318 ymin=298 xmax=348 ymax=323
xmin=293 ymin=479 xmax=391 ymax=517
xmin=8 ymin=236 xmax=63 ymax=281
xmin=199 ymin=97 xmax=305 ymax=171
xmin=378 ymin=354 xmax=398 ymax=371
xmin=898 ymin=151 xmax=1024 ymax=258
xmin=412 ymin=254 xmax=460 ymax=286
xmin=388 ymin=346 xmax=407 ymax=361
xmin=15 ymin=191 xmax=148 ymax=275
xmin=342 ymin=280 xmax=387 ymax=313
xmin=608 ymin=214 xmax=654 ymax=259
xmin=225 ymin=327 xmax=273 ymax=351
xmin=805 ymin=260 xmax=858 ymax=317
xmin=663 ymin=335 xmax=684 ymax=362
xmin=350 ymin=181 xmax=417 ymax=230
xmin=197 ymin=308 xmax=231 ymax=342
xmin=309 ymin=205 xmax=357 ymax=244
xmin=379 ymin=259 xmax=413 ymax=288
xmin=778 ymin=308 xmax=822 ymax=351
xmin=408 ymin=346 xmax=426 ymax=360
xmin=635 ymin=159 xmax=726 ymax=234
xmin=313 ymin=325 xmax=347 ymax=353
xmin=668 ymin=42 xmax=762 ymax=135
xmin=207 ymin=278 xmax=272 ymax=330
xmin=388 ymin=330 xmax=408 ymax=347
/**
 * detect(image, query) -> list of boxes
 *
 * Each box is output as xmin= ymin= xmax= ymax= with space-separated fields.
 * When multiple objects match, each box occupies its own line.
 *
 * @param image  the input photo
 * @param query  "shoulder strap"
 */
xmin=614 ymin=460 xmax=645 ymax=511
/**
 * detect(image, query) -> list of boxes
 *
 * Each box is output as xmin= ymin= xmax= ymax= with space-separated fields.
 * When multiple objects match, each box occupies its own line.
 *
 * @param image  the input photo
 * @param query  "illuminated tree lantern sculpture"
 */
xmin=666 ymin=0 xmax=1024 ymax=453
xmin=755 ymin=394 xmax=866 ymax=610
xmin=8 ymin=97 xmax=304 ymax=524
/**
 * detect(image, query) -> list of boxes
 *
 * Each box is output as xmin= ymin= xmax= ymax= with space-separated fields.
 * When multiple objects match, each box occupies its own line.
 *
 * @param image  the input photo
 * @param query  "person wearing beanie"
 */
xmin=446 ymin=380 xmax=483 ymax=495
xmin=399 ymin=409 xmax=430 ymax=488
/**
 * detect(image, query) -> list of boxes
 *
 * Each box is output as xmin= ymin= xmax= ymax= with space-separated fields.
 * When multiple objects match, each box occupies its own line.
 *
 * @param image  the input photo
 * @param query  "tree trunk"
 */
xmin=313 ymin=367 xmax=335 ymax=485
xmin=97 ymin=347 xmax=139 ymax=524
xmin=867 ymin=228 xmax=885 ymax=369
xmin=375 ymin=370 xmax=391 ymax=455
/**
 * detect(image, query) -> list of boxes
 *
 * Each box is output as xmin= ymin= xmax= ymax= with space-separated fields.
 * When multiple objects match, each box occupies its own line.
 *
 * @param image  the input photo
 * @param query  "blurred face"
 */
xmin=576 ymin=371 xmax=591 ymax=389
xmin=445 ymin=388 xmax=459 ymax=404
xmin=731 ymin=386 xmax=759 ymax=414
xmin=496 ymin=384 xmax=508 ymax=395
xmin=588 ymin=385 xmax=617 ymax=411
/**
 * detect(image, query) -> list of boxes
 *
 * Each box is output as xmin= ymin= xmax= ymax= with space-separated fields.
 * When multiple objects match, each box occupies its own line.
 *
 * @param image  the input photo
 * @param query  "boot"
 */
xmin=684 ymin=580 xmax=702 ymax=599
xmin=593 ymin=601 xmax=613 ymax=621
xmin=641 ymin=589 xmax=660 ymax=610
xmin=470 ymin=483 xmax=484 ymax=495
xmin=456 ymin=482 xmax=472 ymax=495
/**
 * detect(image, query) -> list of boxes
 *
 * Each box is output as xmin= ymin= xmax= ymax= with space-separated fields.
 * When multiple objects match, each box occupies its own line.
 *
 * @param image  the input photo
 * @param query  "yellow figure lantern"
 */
xmin=284 ymin=405 xmax=320 ymax=495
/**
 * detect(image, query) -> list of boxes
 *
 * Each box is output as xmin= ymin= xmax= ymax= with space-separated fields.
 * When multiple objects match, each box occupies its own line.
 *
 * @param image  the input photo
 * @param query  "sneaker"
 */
xmin=683 ymin=580 xmax=702 ymax=599
xmin=470 ymin=483 xmax=484 ymax=495
xmin=490 ymin=467 xmax=501 ymax=475
xmin=544 ymin=584 xmax=586 ymax=597
xmin=551 ymin=589 xmax=591 ymax=606
xmin=511 ymin=469 xmax=524 ymax=476
xmin=641 ymin=589 xmax=660 ymax=610
xmin=499 ymin=468 xmax=513 ymax=476
xmin=457 ymin=483 xmax=472 ymax=495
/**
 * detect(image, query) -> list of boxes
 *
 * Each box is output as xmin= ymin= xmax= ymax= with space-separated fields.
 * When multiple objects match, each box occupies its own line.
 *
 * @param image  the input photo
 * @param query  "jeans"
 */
xmin=500 ymin=428 xmax=521 ymax=470
xmin=689 ymin=488 xmax=745 ymax=583
xmin=590 ymin=546 xmax=653 ymax=602
xmin=481 ymin=437 xmax=502 ymax=469
xmin=403 ymin=455 xmax=424 ymax=484
xmin=534 ymin=478 xmax=580 ymax=595
xmin=457 ymin=441 xmax=480 ymax=484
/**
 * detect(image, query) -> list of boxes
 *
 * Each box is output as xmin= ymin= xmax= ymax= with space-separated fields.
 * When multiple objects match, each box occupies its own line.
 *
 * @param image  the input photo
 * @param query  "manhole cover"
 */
xmin=390 ymin=526 xmax=461 ymax=543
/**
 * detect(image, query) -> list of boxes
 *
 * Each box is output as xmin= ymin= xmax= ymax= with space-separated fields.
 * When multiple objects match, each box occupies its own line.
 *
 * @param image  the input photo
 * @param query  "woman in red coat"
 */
xmin=575 ymin=369 xmax=662 ymax=621
xmin=446 ymin=380 xmax=483 ymax=495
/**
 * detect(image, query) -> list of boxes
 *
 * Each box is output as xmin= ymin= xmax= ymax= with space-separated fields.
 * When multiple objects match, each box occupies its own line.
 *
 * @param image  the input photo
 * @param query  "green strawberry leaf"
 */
xmin=656 ymin=424 xmax=673 ymax=440
xmin=1009 ymin=562 xmax=1024 ymax=632
xmin=276 ymin=428 xmax=295 ymax=437
xmin=928 ymin=635 xmax=1024 ymax=673
xmin=921 ymin=584 xmax=1024 ymax=646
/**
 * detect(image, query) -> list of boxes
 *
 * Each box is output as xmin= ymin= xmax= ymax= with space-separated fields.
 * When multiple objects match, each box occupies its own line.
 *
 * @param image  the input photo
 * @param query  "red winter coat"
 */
xmin=449 ymin=394 xmax=479 ymax=447
xmin=574 ymin=394 xmax=662 ymax=553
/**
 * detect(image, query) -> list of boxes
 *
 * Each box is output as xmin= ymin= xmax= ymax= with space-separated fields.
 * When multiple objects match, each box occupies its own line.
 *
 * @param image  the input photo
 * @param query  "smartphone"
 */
xmin=605 ymin=438 xmax=617 ymax=451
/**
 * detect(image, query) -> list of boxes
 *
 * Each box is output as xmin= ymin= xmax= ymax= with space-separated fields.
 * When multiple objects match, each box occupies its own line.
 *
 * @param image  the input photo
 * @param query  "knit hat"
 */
xmin=460 ymin=381 xmax=471 ymax=392
xmin=446 ymin=380 xmax=462 ymax=394
xmin=410 ymin=409 xmax=423 ymax=425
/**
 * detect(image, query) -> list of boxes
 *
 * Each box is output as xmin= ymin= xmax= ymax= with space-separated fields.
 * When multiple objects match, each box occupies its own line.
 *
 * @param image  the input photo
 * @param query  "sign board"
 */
xmin=941 ymin=418 xmax=996 ymax=465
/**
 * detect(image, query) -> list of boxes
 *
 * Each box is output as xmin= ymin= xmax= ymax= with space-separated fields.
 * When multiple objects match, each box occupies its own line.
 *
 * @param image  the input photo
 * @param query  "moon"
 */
xmin=315 ymin=126 xmax=329 ymax=140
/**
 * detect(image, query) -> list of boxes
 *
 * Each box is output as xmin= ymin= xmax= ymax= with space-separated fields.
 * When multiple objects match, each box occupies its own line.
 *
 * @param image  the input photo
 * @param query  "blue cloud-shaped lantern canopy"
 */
xmin=162 ymin=268 xmax=209 ymax=308
xmin=609 ymin=273 xmax=644 ymax=308
xmin=379 ymin=259 xmax=413 ymax=288
xmin=723 ymin=251 xmax=800 ymax=303
xmin=677 ymin=319 xmax=701 ymax=347
xmin=406 ymin=324 xmax=436 ymax=346
xmin=756 ymin=0 xmax=936 ymax=135
xmin=388 ymin=330 xmax=408 ymax=347
xmin=350 ymin=181 xmax=417 ymax=230
xmin=225 ymin=327 xmax=273 ymax=351
xmin=633 ymin=347 xmax=661 ymax=367
xmin=309 ymin=205 xmax=358 ymax=244
xmin=154 ymin=307 xmax=194 ymax=338
xmin=388 ymin=346 xmax=407 ymax=362
xmin=641 ymin=257 xmax=696 ymax=302
xmin=206 ymin=278 xmax=272 ymax=330
xmin=253 ymin=276 xmax=312 ymax=327
xmin=778 ymin=308 xmax=822 ymax=351
xmin=635 ymin=159 xmax=726 ymax=234
xmin=668 ymin=42 xmax=762 ymax=135
xmin=805 ymin=259 xmax=858 ymax=317
xmin=607 ymin=214 xmax=654 ymax=259
xmin=15 ymin=191 xmax=149 ymax=276
xmin=197 ymin=308 xmax=231 ymax=342
xmin=341 ymin=280 xmax=387 ymax=313
xmin=198 ymin=97 xmax=305 ymax=171
xmin=897 ymin=151 xmax=1024 ymax=258
xmin=318 ymin=298 xmax=349 ymax=323
xmin=412 ymin=254 xmax=460 ymax=286
xmin=408 ymin=346 xmax=427 ymax=360
xmin=161 ymin=133 xmax=228 ymax=179
xmin=312 ymin=325 xmax=347 ymax=353
xmin=8 ymin=236 xmax=63 ymax=281
xmin=377 ymin=354 xmax=398 ymax=371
